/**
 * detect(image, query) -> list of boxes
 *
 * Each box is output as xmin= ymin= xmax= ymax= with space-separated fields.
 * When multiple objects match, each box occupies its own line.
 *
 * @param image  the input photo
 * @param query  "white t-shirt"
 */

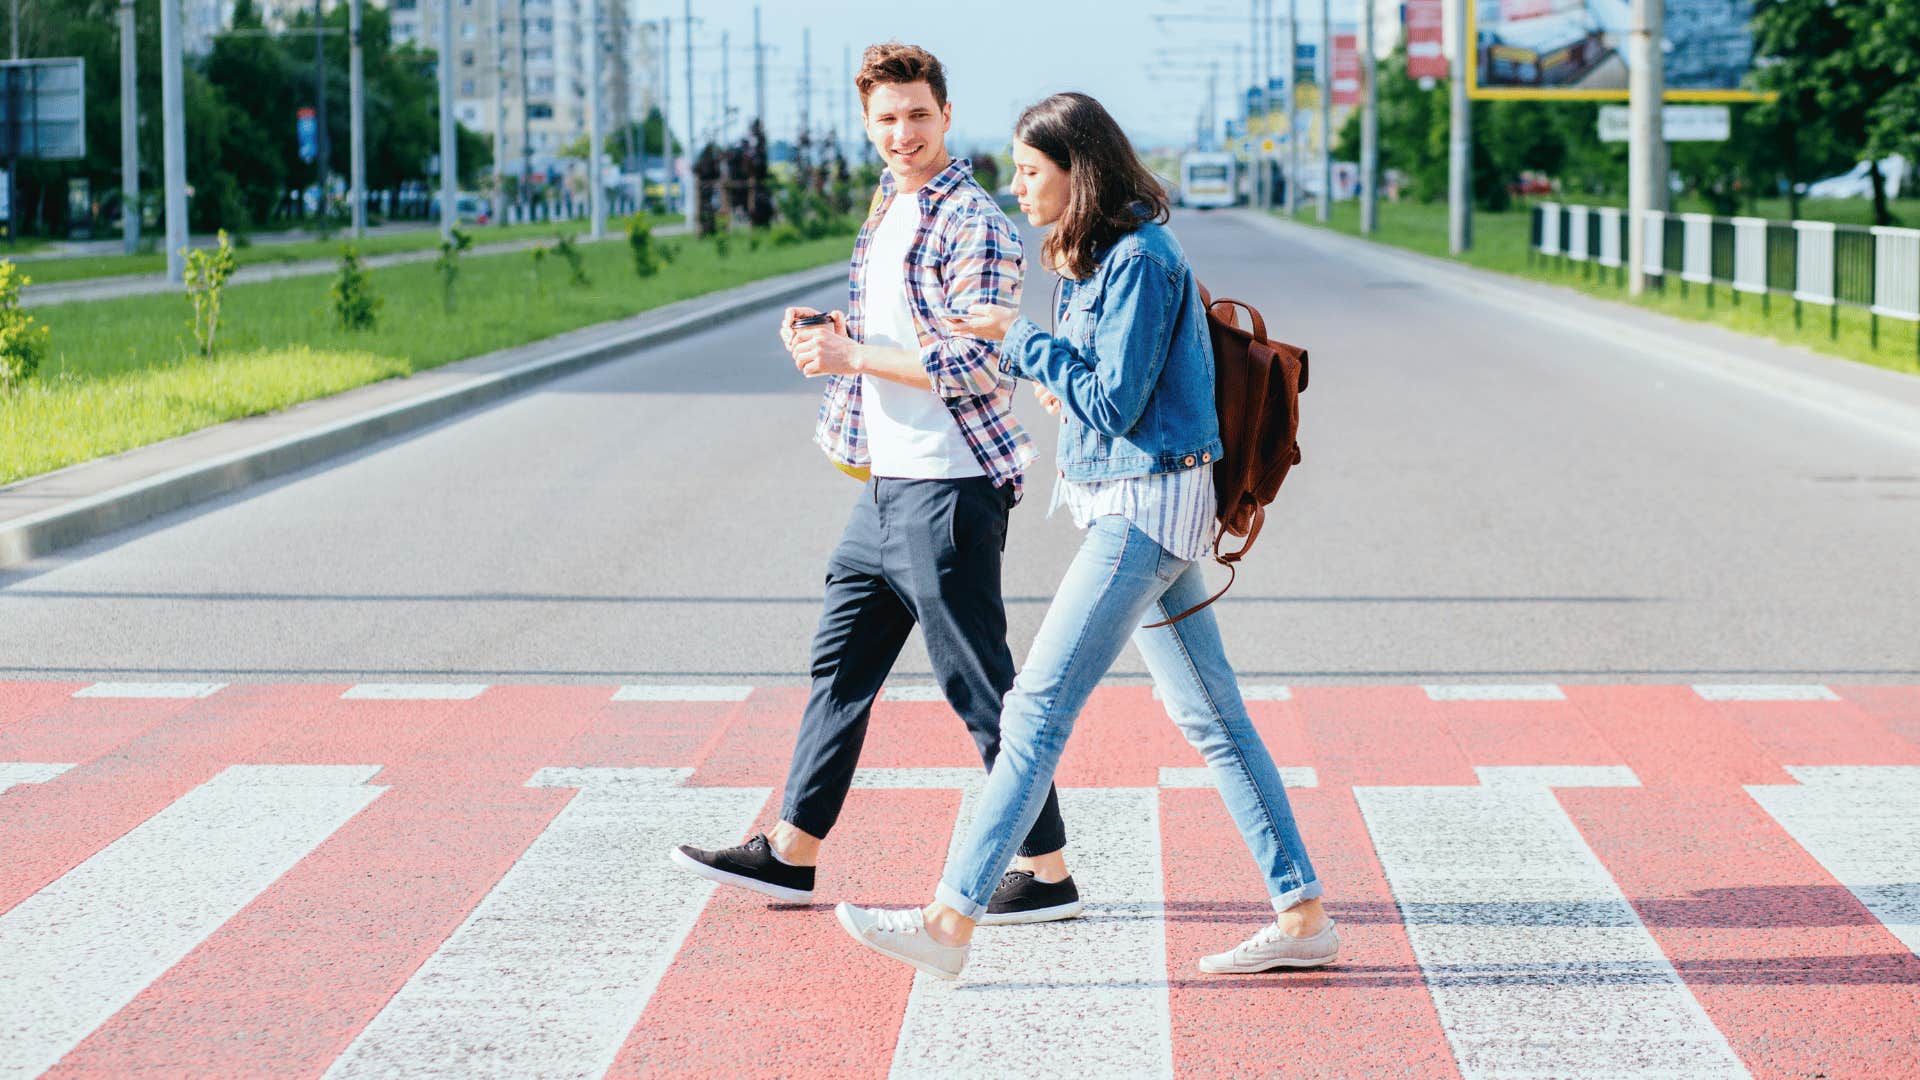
xmin=859 ymin=191 xmax=984 ymax=480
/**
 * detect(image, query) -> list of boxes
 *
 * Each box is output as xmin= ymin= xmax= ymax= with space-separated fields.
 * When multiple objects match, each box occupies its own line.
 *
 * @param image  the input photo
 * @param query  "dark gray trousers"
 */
xmin=779 ymin=475 xmax=1069 ymax=858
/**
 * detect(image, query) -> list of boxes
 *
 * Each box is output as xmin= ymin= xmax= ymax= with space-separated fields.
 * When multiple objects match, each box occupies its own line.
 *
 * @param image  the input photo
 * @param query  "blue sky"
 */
xmin=666 ymin=0 xmax=1374 ymax=154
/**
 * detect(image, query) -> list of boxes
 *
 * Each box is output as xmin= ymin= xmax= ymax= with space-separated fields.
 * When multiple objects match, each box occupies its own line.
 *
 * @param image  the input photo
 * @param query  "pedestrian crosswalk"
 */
xmin=1 ymin=680 xmax=1917 ymax=1078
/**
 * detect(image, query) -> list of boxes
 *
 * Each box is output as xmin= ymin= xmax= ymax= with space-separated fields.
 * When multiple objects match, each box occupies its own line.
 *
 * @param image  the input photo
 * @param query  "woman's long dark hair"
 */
xmin=1014 ymin=92 xmax=1171 ymax=280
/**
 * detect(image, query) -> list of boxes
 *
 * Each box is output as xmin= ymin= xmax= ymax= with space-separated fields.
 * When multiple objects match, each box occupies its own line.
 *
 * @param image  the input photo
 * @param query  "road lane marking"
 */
xmin=881 ymin=684 xmax=946 ymax=701
xmin=1157 ymin=765 xmax=1319 ymax=789
xmin=1747 ymin=766 xmax=1920 ymax=957
xmin=323 ymin=767 xmax=764 ymax=1080
xmin=0 ymin=762 xmax=72 ymax=794
xmin=0 ymin=765 xmax=384 ymax=1080
xmin=612 ymin=684 xmax=754 ymax=702
xmin=889 ymin=786 xmax=1175 ymax=1080
xmin=1354 ymin=766 xmax=1748 ymax=1078
xmin=1155 ymin=683 xmax=1291 ymax=700
xmin=1423 ymin=684 xmax=1566 ymax=701
xmin=72 ymin=682 xmax=226 ymax=699
xmin=340 ymin=683 xmax=489 ymax=700
xmin=1693 ymin=684 xmax=1838 ymax=701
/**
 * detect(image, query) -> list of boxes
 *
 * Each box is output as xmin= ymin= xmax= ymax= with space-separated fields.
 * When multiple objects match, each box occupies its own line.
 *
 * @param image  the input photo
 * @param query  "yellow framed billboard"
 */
xmin=1467 ymin=0 xmax=1767 ymax=101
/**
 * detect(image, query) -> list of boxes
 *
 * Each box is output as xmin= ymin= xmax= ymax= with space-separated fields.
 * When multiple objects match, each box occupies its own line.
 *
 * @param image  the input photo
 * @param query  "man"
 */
xmin=670 ymin=42 xmax=1080 ymax=924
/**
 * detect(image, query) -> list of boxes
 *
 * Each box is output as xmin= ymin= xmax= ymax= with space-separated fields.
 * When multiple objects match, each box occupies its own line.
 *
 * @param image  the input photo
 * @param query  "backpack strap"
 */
xmin=1139 ymin=505 xmax=1262 ymax=630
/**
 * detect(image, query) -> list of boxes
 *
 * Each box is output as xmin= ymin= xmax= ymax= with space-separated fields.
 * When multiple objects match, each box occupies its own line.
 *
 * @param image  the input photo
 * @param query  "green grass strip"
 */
xmin=1 ymin=229 xmax=850 ymax=485
xmin=1287 ymin=201 xmax=1920 ymax=379
xmin=13 ymin=215 xmax=682 ymax=286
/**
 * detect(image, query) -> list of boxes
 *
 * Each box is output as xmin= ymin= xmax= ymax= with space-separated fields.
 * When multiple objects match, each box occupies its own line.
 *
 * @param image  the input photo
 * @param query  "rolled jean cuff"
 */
xmin=935 ymin=879 xmax=989 ymax=922
xmin=1268 ymin=878 xmax=1324 ymax=915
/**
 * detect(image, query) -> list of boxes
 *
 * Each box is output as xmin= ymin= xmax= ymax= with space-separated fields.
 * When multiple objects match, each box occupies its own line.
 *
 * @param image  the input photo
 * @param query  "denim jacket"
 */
xmin=1000 ymin=218 xmax=1221 ymax=482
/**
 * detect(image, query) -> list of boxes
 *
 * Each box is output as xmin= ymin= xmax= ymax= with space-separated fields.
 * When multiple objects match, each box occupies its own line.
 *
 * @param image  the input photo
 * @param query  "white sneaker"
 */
xmin=1198 ymin=918 xmax=1340 ymax=974
xmin=834 ymin=903 xmax=969 ymax=980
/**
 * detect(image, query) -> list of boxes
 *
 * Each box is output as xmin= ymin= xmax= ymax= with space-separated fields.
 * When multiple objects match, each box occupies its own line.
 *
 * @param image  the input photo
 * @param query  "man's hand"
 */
xmin=941 ymin=303 xmax=1017 ymax=343
xmin=780 ymin=306 xmax=846 ymax=351
xmin=792 ymin=317 xmax=860 ymax=378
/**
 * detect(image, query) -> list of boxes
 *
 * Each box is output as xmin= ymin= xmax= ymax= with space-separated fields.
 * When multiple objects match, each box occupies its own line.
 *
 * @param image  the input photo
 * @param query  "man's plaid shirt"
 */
xmin=813 ymin=157 xmax=1038 ymax=498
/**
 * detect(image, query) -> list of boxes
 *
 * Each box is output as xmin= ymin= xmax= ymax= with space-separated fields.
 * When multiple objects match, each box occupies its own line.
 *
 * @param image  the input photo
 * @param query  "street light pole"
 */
xmin=120 ymin=0 xmax=139 ymax=255
xmin=1360 ymin=0 xmax=1377 ymax=233
xmin=438 ymin=0 xmax=457 ymax=241
xmin=1316 ymin=0 xmax=1330 ymax=222
xmin=1627 ymin=0 xmax=1664 ymax=294
xmin=681 ymin=0 xmax=695 ymax=231
xmin=161 ymin=0 xmax=187 ymax=281
xmin=349 ymin=0 xmax=366 ymax=238
xmin=313 ymin=0 xmax=329 ymax=219
xmin=588 ymin=0 xmax=604 ymax=238
xmin=1447 ymin=0 xmax=1471 ymax=253
xmin=1284 ymin=0 xmax=1298 ymax=217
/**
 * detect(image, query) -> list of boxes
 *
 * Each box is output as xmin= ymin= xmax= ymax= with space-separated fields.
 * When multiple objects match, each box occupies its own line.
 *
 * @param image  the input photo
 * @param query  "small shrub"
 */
xmin=0 ymin=262 xmax=49 ymax=391
xmin=330 ymin=245 xmax=381 ymax=330
xmin=627 ymin=214 xmax=662 ymax=278
xmin=435 ymin=227 xmax=472 ymax=313
xmin=552 ymin=232 xmax=590 ymax=287
xmin=529 ymin=245 xmax=550 ymax=296
xmin=182 ymin=229 xmax=238 ymax=359
xmin=711 ymin=218 xmax=733 ymax=258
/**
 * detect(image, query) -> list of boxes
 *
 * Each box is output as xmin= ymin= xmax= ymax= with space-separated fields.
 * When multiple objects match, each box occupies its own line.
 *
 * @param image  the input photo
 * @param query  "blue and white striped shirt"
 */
xmin=1049 ymin=463 xmax=1217 ymax=561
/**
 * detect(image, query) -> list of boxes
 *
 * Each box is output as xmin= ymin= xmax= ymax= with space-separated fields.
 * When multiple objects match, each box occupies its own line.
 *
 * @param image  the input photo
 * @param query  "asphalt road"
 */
xmin=4 ymin=209 xmax=1917 ymax=683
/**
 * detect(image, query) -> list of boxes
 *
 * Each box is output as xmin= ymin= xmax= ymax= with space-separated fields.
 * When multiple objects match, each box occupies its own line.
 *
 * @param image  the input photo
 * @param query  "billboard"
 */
xmin=1332 ymin=32 xmax=1361 ymax=106
xmin=1406 ymin=0 xmax=1448 ymax=79
xmin=1468 ymin=0 xmax=1764 ymax=100
xmin=0 ymin=58 xmax=86 ymax=160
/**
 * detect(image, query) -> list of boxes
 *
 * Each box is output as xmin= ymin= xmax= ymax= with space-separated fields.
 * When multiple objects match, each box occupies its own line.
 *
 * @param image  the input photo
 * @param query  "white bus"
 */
xmin=1178 ymin=152 xmax=1238 ymax=209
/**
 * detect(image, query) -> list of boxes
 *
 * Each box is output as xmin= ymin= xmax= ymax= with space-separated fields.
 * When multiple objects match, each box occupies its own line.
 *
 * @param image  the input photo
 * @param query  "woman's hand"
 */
xmin=1033 ymin=384 xmax=1062 ymax=417
xmin=942 ymin=303 xmax=1016 ymax=342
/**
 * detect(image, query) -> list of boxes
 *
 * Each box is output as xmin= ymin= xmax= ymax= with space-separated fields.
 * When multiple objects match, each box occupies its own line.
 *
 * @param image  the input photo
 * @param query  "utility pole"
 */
xmin=1265 ymin=0 xmax=1276 ymax=208
xmin=800 ymin=28 xmax=810 ymax=150
xmin=753 ymin=5 xmax=764 ymax=131
xmin=438 ymin=0 xmax=457 ymax=241
xmin=1316 ymin=0 xmax=1330 ymax=222
xmin=681 ymin=0 xmax=694 ymax=231
xmin=1627 ymin=0 xmax=1664 ymax=294
xmin=587 ymin=0 xmax=604 ymax=237
xmin=719 ymin=30 xmax=729 ymax=144
xmin=842 ymin=44 xmax=852 ymax=154
xmin=492 ymin=0 xmax=505 ymax=225
xmin=1249 ymin=0 xmax=1263 ymax=210
xmin=313 ymin=0 xmax=330 ymax=219
xmin=1360 ymin=0 xmax=1377 ymax=233
xmin=659 ymin=17 xmax=670 ymax=215
xmin=1447 ymin=0 xmax=1471 ymax=252
xmin=1284 ymin=0 xmax=1298 ymax=217
xmin=349 ymin=0 xmax=366 ymax=238
xmin=120 ymin=0 xmax=139 ymax=254
xmin=161 ymin=0 xmax=187 ymax=280
xmin=519 ymin=0 xmax=532 ymax=218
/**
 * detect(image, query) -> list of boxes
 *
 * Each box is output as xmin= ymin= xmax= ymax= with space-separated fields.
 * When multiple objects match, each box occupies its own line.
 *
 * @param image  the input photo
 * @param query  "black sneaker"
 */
xmin=978 ymin=870 xmax=1083 ymax=926
xmin=668 ymin=834 xmax=815 ymax=903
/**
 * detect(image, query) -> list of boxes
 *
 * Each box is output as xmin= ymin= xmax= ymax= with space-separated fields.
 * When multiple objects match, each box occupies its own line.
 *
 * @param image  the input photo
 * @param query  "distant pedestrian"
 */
xmin=669 ymin=43 xmax=1083 ymax=926
xmin=834 ymin=91 xmax=1336 ymax=980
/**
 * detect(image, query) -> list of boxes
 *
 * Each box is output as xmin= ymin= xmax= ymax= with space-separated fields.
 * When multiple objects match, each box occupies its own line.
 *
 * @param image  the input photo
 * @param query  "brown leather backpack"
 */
xmin=1143 ymin=282 xmax=1309 ymax=629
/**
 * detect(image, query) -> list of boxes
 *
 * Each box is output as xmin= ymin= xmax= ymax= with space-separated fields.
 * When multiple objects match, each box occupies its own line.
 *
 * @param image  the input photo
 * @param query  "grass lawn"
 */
xmin=1 ymin=227 xmax=851 ymax=485
xmin=9 ymin=214 xmax=683 ymax=287
xmin=1288 ymin=200 xmax=1920 ymax=379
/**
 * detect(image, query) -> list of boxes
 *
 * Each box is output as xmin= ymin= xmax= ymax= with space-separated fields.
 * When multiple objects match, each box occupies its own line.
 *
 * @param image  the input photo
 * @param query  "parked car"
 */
xmin=427 ymin=192 xmax=493 ymax=225
xmin=1800 ymin=157 xmax=1908 ymax=200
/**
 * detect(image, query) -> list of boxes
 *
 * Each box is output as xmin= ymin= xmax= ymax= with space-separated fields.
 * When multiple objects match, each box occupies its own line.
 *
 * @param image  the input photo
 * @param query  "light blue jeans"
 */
xmin=935 ymin=514 xmax=1323 ymax=920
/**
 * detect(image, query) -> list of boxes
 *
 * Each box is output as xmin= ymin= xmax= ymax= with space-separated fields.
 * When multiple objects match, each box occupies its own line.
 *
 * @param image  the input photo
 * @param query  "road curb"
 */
xmin=1240 ymin=210 xmax=1920 ymax=448
xmin=0 ymin=263 xmax=845 ymax=570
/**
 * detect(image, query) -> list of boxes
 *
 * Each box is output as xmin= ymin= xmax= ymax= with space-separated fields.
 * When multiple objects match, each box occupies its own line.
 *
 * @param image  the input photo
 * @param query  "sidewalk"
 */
xmin=20 ymin=224 xmax=691 ymax=308
xmin=1244 ymin=211 xmax=1920 ymax=447
xmin=0 ymin=259 xmax=840 ymax=569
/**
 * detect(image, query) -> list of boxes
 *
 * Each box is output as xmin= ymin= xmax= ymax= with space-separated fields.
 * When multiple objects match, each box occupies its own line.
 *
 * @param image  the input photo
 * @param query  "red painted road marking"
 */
xmin=1834 ymin=685 xmax=1920 ymax=753
xmin=685 ymin=687 xmax=806 ymax=789
xmin=1160 ymin=786 xmax=1460 ymax=1079
xmin=1428 ymin=692 xmax=1621 ymax=766
xmin=1706 ymin=696 xmax=1920 ymax=768
xmin=0 ymin=684 xmax=337 ymax=917
xmin=1563 ymin=781 xmax=1920 ymax=1078
xmin=45 ymin=686 xmax=608 ymax=1077
xmin=1294 ymin=686 xmax=1479 ymax=786
xmin=0 ymin=681 xmax=89 ymax=737
xmin=1564 ymin=684 xmax=1792 ymax=787
xmin=615 ymin=787 xmax=954 ymax=1078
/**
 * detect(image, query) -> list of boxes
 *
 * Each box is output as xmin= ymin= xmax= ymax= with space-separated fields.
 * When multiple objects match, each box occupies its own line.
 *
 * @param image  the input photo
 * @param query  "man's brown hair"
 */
xmin=856 ymin=41 xmax=947 ymax=110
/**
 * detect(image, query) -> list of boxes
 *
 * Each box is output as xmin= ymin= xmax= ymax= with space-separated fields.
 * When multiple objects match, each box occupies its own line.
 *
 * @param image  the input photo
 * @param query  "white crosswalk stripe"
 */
xmin=611 ymin=685 xmax=754 ymax=702
xmin=1354 ymin=766 xmax=1749 ymax=1079
xmin=323 ymin=768 xmax=767 ymax=1080
xmin=1423 ymin=684 xmax=1566 ymax=701
xmin=0 ymin=762 xmax=73 ymax=794
xmin=72 ymin=682 xmax=226 ymax=699
xmin=339 ymin=683 xmax=489 ymax=700
xmin=0 ymin=765 xmax=385 ymax=1080
xmin=1747 ymin=766 xmax=1920 ymax=958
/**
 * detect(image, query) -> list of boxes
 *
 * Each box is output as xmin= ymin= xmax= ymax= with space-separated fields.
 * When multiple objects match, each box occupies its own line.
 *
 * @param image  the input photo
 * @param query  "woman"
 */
xmin=833 ymin=92 xmax=1335 ymax=980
